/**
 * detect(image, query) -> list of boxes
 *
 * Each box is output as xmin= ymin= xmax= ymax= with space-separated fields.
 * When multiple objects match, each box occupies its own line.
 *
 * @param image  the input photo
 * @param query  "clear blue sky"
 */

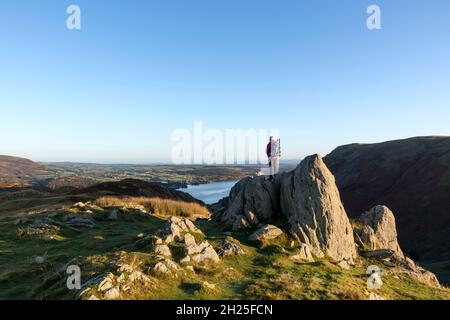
xmin=1 ymin=0 xmax=449 ymax=163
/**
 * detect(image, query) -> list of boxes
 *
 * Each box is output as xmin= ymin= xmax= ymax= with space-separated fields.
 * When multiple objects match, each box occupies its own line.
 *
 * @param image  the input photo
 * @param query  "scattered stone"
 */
xmin=201 ymin=281 xmax=218 ymax=294
xmin=34 ymin=256 xmax=46 ymax=264
xmin=18 ymin=223 xmax=60 ymax=238
xmin=153 ymin=262 xmax=171 ymax=275
xmin=98 ymin=273 xmax=115 ymax=292
xmin=72 ymin=202 xmax=86 ymax=208
xmin=154 ymin=244 xmax=172 ymax=257
xmin=117 ymin=264 xmax=134 ymax=274
xmin=248 ymin=224 xmax=283 ymax=242
xmin=186 ymin=265 xmax=195 ymax=272
xmin=190 ymin=243 xmax=220 ymax=264
xmin=153 ymin=259 xmax=181 ymax=277
xmin=163 ymin=258 xmax=181 ymax=271
xmin=180 ymin=256 xmax=191 ymax=264
xmin=216 ymin=238 xmax=245 ymax=257
xmin=104 ymin=287 xmax=120 ymax=300
xmin=128 ymin=271 xmax=151 ymax=284
xmin=181 ymin=235 xmax=220 ymax=264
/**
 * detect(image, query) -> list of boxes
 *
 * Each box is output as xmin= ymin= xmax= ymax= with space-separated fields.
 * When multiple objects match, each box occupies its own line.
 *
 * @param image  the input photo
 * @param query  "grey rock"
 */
xmin=289 ymin=244 xmax=314 ymax=262
xmin=361 ymin=249 xmax=396 ymax=260
xmin=355 ymin=205 xmax=404 ymax=257
xmin=154 ymin=244 xmax=172 ymax=257
xmin=161 ymin=216 xmax=203 ymax=243
xmin=104 ymin=287 xmax=120 ymax=300
xmin=280 ymin=155 xmax=357 ymax=263
xmin=153 ymin=262 xmax=171 ymax=275
xmin=214 ymin=175 xmax=282 ymax=230
xmin=184 ymin=238 xmax=220 ymax=264
xmin=248 ymin=224 xmax=283 ymax=242
xmin=217 ymin=238 xmax=245 ymax=257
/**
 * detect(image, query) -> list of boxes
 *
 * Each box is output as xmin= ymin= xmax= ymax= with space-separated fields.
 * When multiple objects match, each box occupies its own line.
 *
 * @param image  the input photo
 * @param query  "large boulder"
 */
xmin=354 ymin=205 xmax=404 ymax=257
xmin=214 ymin=175 xmax=282 ymax=230
xmin=248 ymin=224 xmax=284 ymax=242
xmin=280 ymin=155 xmax=357 ymax=263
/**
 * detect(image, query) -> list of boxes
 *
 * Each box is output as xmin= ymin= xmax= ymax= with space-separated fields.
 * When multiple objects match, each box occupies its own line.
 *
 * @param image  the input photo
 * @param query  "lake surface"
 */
xmin=178 ymin=180 xmax=238 ymax=204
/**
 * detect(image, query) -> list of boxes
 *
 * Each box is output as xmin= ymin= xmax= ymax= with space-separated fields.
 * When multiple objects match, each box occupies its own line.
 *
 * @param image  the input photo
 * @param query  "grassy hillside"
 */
xmin=0 ymin=204 xmax=448 ymax=300
xmin=0 ymin=155 xmax=46 ymax=187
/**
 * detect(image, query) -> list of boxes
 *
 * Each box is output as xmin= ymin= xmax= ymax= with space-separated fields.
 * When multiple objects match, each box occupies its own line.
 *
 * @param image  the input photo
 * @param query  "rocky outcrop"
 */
xmin=215 ymin=154 xmax=357 ymax=263
xmin=352 ymin=206 xmax=441 ymax=287
xmin=213 ymin=175 xmax=282 ymax=230
xmin=182 ymin=233 xmax=220 ymax=264
xmin=153 ymin=258 xmax=182 ymax=277
xmin=79 ymin=255 xmax=157 ymax=300
xmin=354 ymin=205 xmax=404 ymax=257
xmin=280 ymin=155 xmax=357 ymax=263
xmin=160 ymin=216 xmax=203 ymax=243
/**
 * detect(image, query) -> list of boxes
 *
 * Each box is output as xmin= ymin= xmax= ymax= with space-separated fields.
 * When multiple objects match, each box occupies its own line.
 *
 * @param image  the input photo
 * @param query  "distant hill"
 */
xmin=324 ymin=136 xmax=450 ymax=262
xmin=72 ymin=178 xmax=204 ymax=205
xmin=0 ymin=155 xmax=44 ymax=187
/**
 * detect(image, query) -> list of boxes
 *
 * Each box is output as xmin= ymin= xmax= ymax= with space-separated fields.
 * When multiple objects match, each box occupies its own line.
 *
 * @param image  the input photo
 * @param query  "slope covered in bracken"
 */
xmin=0 ymin=155 xmax=46 ymax=187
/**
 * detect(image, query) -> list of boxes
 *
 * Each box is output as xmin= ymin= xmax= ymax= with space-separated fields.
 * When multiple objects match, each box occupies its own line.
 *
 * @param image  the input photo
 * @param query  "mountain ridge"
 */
xmin=324 ymin=136 xmax=450 ymax=264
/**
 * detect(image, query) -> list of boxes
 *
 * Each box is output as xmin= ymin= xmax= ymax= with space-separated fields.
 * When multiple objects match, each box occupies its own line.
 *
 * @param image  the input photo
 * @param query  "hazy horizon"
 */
xmin=4 ymin=134 xmax=449 ymax=165
xmin=1 ymin=1 xmax=450 ymax=163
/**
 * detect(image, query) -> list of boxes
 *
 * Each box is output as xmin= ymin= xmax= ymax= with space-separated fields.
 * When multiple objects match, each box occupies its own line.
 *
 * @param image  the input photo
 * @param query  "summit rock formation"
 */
xmin=280 ymin=155 xmax=357 ymax=262
xmin=214 ymin=154 xmax=442 ymax=286
xmin=214 ymin=154 xmax=357 ymax=263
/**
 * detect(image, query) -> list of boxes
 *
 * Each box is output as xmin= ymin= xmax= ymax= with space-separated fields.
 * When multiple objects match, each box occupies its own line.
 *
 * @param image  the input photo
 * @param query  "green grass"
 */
xmin=0 ymin=209 xmax=449 ymax=300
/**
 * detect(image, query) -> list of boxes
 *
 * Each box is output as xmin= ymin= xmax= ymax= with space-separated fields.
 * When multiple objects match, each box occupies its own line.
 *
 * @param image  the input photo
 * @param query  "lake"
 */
xmin=178 ymin=180 xmax=238 ymax=204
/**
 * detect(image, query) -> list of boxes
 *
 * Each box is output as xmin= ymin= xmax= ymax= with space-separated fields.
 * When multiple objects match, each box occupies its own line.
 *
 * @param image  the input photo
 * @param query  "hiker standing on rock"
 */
xmin=266 ymin=136 xmax=281 ymax=180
